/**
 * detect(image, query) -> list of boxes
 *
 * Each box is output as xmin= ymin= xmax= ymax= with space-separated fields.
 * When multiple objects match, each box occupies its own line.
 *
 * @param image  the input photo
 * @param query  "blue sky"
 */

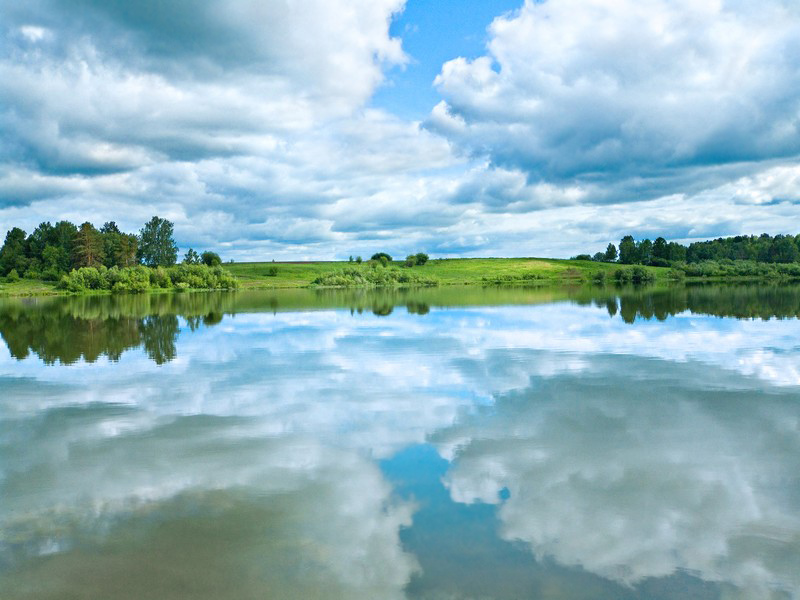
xmin=1 ymin=0 xmax=800 ymax=259
xmin=372 ymin=0 xmax=521 ymax=118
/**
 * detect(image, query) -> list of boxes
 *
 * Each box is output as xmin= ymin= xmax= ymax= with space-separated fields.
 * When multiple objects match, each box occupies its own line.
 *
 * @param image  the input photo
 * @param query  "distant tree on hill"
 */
xmin=371 ymin=252 xmax=392 ymax=262
xmin=137 ymin=216 xmax=178 ymax=267
xmin=201 ymin=251 xmax=222 ymax=266
xmin=184 ymin=248 xmax=201 ymax=264
xmin=604 ymin=243 xmax=618 ymax=262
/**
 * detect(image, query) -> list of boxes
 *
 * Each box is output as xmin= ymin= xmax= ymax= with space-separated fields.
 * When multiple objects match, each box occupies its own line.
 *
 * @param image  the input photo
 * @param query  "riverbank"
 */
xmin=7 ymin=256 xmax=799 ymax=297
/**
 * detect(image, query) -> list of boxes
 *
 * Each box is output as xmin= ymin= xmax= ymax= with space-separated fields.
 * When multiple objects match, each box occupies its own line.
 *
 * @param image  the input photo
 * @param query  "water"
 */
xmin=1 ymin=285 xmax=799 ymax=599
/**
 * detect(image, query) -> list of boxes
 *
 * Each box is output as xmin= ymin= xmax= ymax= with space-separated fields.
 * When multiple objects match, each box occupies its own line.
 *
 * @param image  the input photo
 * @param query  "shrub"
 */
xmin=311 ymin=266 xmax=437 ymax=288
xmin=201 ymin=251 xmax=222 ymax=267
xmin=56 ymin=264 xmax=238 ymax=294
xmin=630 ymin=266 xmax=656 ymax=284
xmin=614 ymin=269 xmax=632 ymax=283
xmin=7 ymin=268 xmax=20 ymax=282
xmin=371 ymin=252 xmax=392 ymax=263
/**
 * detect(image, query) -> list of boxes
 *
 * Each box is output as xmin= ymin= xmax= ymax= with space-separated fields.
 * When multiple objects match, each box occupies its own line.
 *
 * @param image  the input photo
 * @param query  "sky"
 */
xmin=1 ymin=0 xmax=799 ymax=260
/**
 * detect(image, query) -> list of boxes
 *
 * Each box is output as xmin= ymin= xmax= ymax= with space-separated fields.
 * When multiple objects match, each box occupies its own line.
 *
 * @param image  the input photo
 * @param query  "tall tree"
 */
xmin=652 ymin=237 xmax=668 ymax=261
xmin=72 ymin=222 xmax=105 ymax=268
xmin=201 ymin=251 xmax=221 ymax=266
xmin=183 ymin=248 xmax=200 ymax=264
xmin=27 ymin=222 xmax=56 ymax=260
xmin=137 ymin=216 xmax=178 ymax=267
xmin=603 ymin=243 xmax=617 ymax=262
xmin=618 ymin=236 xmax=638 ymax=264
xmin=637 ymin=238 xmax=653 ymax=265
xmin=0 ymin=227 xmax=29 ymax=275
xmin=53 ymin=221 xmax=77 ymax=264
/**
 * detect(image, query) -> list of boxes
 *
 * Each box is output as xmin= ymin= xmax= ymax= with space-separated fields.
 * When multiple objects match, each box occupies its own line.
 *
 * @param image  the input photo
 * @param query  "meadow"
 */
xmin=226 ymin=257 xmax=666 ymax=289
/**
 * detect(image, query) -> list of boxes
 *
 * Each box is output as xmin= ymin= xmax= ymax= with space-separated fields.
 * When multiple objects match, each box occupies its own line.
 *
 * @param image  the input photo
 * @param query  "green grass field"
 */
xmin=0 ymin=258 xmax=670 ymax=296
xmin=0 ymin=279 xmax=62 ymax=296
xmin=226 ymin=257 xmax=668 ymax=289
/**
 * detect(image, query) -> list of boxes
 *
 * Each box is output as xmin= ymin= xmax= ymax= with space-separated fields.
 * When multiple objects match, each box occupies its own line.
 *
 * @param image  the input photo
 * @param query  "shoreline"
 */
xmin=2 ymin=256 xmax=800 ymax=298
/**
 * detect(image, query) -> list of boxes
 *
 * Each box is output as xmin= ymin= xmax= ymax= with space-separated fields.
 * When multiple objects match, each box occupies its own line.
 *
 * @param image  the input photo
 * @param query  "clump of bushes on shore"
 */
xmin=311 ymin=267 xmax=438 ymax=288
xmin=57 ymin=264 xmax=238 ymax=293
xmin=481 ymin=272 xmax=543 ymax=285
xmin=614 ymin=266 xmax=656 ymax=284
xmin=675 ymin=260 xmax=800 ymax=279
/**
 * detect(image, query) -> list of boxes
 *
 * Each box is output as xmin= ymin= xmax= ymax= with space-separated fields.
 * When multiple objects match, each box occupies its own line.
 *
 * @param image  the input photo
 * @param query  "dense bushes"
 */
xmin=57 ymin=264 xmax=238 ymax=293
xmin=311 ymin=266 xmax=437 ymax=287
xmin=481 ymin=272 xmax=543 ymax=285
xmin=675 ymin=260 xmax=800 ymax=279
xmin=614 ymin=266 xmax=656 ymax=284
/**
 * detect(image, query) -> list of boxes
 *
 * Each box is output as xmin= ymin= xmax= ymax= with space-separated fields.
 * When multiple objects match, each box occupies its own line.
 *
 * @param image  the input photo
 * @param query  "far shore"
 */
xmin=3 ymin=256 xmax=800 ymax=298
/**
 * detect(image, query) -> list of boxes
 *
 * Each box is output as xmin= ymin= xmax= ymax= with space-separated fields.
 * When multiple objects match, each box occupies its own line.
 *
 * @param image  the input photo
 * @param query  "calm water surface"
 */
xmin=1 ymin=285 xmax=799 ymax=599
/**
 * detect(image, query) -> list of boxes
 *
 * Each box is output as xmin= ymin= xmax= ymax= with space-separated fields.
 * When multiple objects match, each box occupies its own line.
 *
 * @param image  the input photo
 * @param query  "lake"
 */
xmin=1 ymin=284 xmax=799 ymax=599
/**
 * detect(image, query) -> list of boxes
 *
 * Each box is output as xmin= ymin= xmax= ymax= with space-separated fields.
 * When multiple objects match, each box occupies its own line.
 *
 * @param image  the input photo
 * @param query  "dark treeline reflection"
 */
xmin=581 ymin=283 xmax=800 ymax=323
xmin=0 ymin=293 xmax=237 ymax=365
xmin=3 ymin=284 xmax=800 ymax=364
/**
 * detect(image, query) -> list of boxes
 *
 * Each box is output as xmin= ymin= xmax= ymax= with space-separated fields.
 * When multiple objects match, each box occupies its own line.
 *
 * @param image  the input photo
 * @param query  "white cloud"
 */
xmin=431 ymin=0 xmax=800 ymax=191
xmin=435 ymin=365 xmax=800 ymax=597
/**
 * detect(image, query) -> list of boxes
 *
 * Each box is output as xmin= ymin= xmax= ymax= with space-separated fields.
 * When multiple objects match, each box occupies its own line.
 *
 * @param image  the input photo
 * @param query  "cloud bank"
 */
xmin=1 ymin=0 xmax=800 ymax=257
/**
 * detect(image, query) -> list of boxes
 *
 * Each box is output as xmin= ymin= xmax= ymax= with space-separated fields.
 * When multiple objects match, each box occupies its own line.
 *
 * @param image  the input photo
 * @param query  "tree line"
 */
xmin=0 ymin=216 xmax=223 ymax=280
xmin=574 ymin=233 xmax=800 ymax=266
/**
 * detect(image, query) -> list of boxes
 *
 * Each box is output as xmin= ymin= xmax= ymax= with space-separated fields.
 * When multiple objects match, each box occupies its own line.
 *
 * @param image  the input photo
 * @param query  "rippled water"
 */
xmin=1 ymin=285 xmax=799 ymax=599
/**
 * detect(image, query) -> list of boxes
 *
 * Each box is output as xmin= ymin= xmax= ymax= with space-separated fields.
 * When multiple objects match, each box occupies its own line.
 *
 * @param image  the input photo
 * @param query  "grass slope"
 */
xmin=227 ymin=258 xmax=666 ymax=289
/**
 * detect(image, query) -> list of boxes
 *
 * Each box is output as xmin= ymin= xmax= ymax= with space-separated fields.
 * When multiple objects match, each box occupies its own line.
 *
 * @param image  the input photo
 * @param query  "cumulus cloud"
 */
xmin=1 ymin=0 xmax=800 ymax=258
xmin=434 ymin=357 xmax=800 ymax=598
xmin=430 ymin=0 xmax=800 ymax=199
xmin=3 ymin=298 xmax=800 ymax=595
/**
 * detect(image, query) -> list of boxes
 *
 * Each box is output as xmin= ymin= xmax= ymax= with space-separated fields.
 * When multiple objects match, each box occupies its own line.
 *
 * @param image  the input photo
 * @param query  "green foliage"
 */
xmin=480 ymin=272 xmax=543 ymax=285
xmin=184 ymin=248 xmax=201 ymax=264
xmin=572 ymin=254 xmax=593 ymax=261
xmin=137 ymin=216 xmax=178 ymax=267
xmin=614 ymin=268 xmax=631 ymax=283
xmin=618 ymin=235 xmax=637 ymax=264
xmin=414 ymin=252 xmax=429 ymax=265
xmin=355 ymin=256 xmax=362 ymax=264
xmin=56 ymin=264 xmax=238 ymax=294
xmin=675 ymin=260 xmax=800 ymax=280
xmin=7 ymin=268 xmax=20 ymax=282
xmin=72 ymin=222 xmax=105 ymax=268
xmin=311 ymin=266 xmax=438 ymax=288
xmin=0 ymin=227 xmax=29 ymax=276
xmin=266 ymin=266 xmax=278 ymax=276
xmin=604 ymin=243 xmax=618 ymax=262
xmin=630 ymin=266 xmax=655 ymax=283
xmin=370 ymin=252 xmax=393 ymax=263
xmin=201 ymin=251 xmax=222 ymax=266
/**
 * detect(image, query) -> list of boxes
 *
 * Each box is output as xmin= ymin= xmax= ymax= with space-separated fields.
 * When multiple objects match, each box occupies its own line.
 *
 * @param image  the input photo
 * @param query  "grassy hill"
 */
xmin=227 ymin=257 xmax=667 ymax=289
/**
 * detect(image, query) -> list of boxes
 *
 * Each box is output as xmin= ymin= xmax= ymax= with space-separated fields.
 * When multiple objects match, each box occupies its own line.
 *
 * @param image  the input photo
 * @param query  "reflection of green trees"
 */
xmin=600 ymin=284 xmax=800 ymax=323
xmin=4 ymin=285 xmax=800 ymax=364
xmin=139 ymin=315 xmax=179 ymax=364
xmin=0 ymin=293 xmax=239 ymax=365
